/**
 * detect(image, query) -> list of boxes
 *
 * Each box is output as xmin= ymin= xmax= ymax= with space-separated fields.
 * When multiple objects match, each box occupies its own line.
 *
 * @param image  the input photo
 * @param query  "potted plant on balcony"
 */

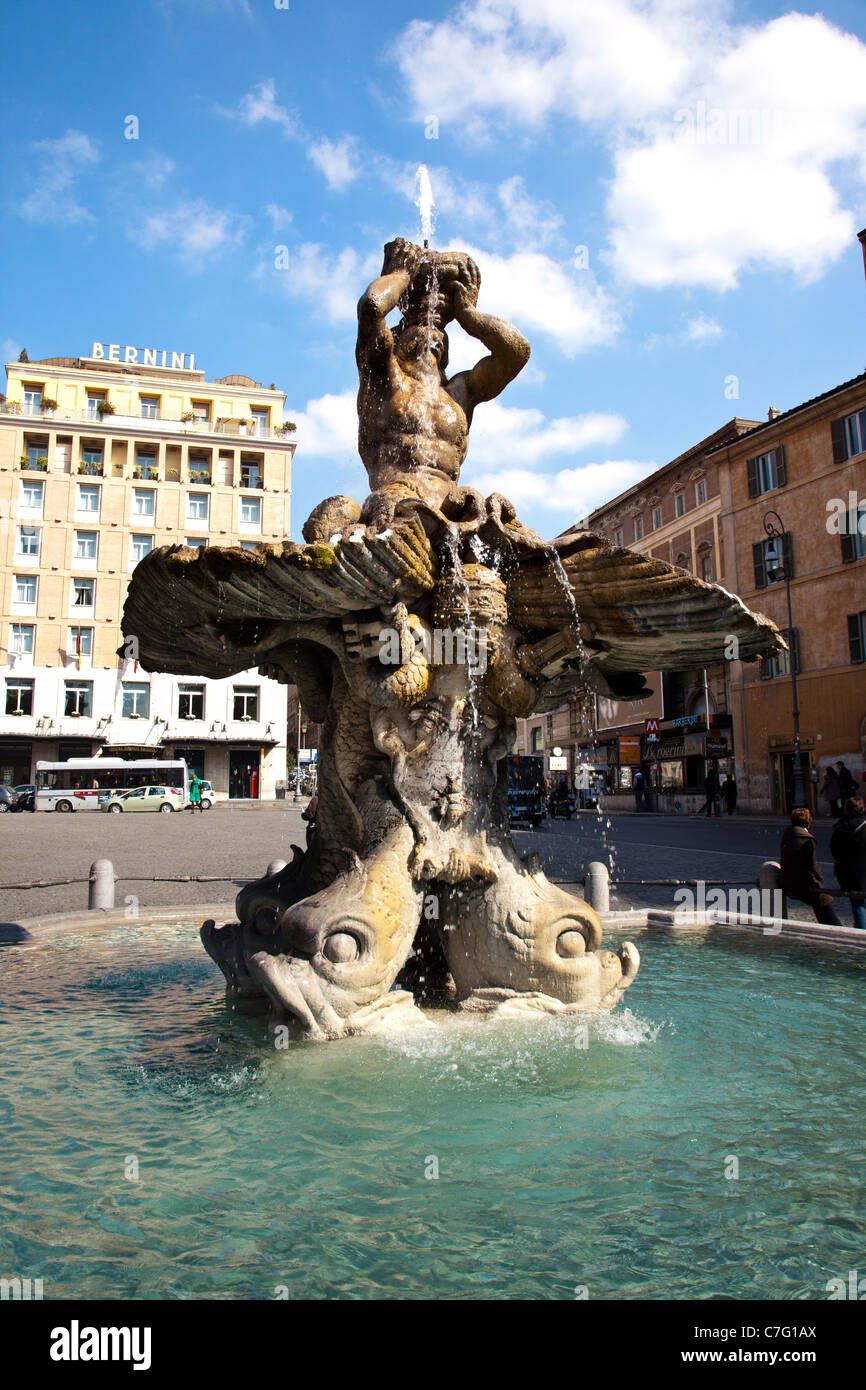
xmin=96 ymin=401 xmax=115 ymax=418
xmin=37 ymin=456 xmax=48 ymax=469
xmin=181 ymin=412 xmax=196 ymax=423
xmin=41 ymin=397 xmax=58 ymax=415
xmin=275 ymin=420 xmax=297 ymax=436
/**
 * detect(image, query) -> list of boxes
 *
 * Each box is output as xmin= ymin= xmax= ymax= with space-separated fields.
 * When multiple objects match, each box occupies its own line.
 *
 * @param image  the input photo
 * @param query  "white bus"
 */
xmin=34 ymin=759 xmax=190 ymax=812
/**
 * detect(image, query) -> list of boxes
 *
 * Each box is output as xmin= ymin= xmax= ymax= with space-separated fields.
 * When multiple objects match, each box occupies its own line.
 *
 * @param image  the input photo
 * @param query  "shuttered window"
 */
xmin=746 ymin=445 xmax=787 ymax=498
xmin=831 ymin=409 xmax=866 ymax=463
xmin=760 ymin=627 xmax=799 ymax=680
xmin=752 ymin=532 xmax=793 ymax=588
xmin=840 ymin=500 xmax=866 ymax=563
xmin=848 ymin=613 xmax=866 ymax=665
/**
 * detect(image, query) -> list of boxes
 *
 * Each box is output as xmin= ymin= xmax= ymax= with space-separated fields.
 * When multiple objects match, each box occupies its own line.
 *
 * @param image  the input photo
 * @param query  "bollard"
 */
xmin=266 ymin=859 xmax=288 ymax=878
xmin=585 ymin=861 xmax=610 ymax=913
xmin=758 ymin=860 xmax=786 ymax=919
xmin=89 ymin=859 xmax=116 ymax=911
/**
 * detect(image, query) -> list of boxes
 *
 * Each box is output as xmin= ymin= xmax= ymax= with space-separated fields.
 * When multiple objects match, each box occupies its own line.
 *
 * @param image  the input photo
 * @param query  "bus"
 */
xmin=34 ymin=759 xmax=190 ymax=812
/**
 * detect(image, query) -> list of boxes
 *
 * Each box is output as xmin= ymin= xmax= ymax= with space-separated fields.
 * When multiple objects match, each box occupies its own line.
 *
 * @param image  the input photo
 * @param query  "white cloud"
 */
xmin=269 ymin=242 xmax=378 ymax=323
xmin=307 ymin=136 xmax=359 ymax=191
xmin=448 ymin=241 xmax=621 ymax=354
xmin=393 ymin=2 xmax=866 ymax=291
xmin=227 ymin=78 xmax=300 ymax=137
xmin=463 ymin=399 xmax=626 ymax=468
xmin=132 ymin=201 xmax=247 ymax=266
xmin=464 ymin=460 xmax=655 ymax=518
xmin=684 ymin=312 xmax=723 ymax=344
xmin=265 ymin=203 xmax=293 ymax=230
xmin=134 ymin=153 xmax=175 ymax=189
xmin=19 ymin=129 xmax=99 ymax=225
xmin=288 ymin=390 xmax=358 ymax=459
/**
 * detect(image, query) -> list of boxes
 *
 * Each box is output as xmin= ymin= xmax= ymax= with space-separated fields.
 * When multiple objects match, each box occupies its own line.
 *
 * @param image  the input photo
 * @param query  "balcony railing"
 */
xmin=1 ymin=401 xmax=296 ymax=440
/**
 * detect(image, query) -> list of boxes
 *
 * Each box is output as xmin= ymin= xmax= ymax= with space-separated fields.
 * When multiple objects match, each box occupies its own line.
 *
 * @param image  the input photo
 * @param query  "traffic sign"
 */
xmin=645 ymin=718 xmax=660 ymax=739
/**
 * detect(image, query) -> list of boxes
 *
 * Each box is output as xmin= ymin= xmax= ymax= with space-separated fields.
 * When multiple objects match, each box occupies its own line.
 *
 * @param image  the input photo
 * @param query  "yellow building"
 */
xmin=0 ymin=344 xmax=297 ymax=798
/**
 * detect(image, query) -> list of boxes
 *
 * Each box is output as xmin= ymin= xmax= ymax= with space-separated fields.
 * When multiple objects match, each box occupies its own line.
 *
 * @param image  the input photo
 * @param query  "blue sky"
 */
xmin=2 ymin=0 xmax=866 ymax=539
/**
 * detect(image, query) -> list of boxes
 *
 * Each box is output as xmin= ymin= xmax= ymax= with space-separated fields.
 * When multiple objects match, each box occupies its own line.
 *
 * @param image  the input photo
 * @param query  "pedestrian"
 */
xmin=301 ymin=790 xmax=319 ymax=847
xmin=779 ymin=807 xmax=843 ymax=926
xmin=830 ymin=796 xmax=866 ymax=930
xmin=836 ymin=760 xmax=859 ymax=801
xmin=188 ymin=774 xmax=204 ymax=813
xmin=721 ymin=772 xmax=737 ymax=815
xmin=633 ymin=768 xmax=644 ymax=812
xmin=703 ymin=764 xmax=721 ymax=818
xmin=820 ymin=765 xmax=842 ymax=817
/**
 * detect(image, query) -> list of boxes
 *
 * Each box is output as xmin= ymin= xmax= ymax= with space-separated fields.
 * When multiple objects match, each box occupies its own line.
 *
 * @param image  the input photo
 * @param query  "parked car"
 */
xmin=101 ymin=785 xmax=184 ymax=814
xmin=196 ymin=779 xmax=215 ymax=809
xmin=0 ymin=785 xmax=19 ymax=813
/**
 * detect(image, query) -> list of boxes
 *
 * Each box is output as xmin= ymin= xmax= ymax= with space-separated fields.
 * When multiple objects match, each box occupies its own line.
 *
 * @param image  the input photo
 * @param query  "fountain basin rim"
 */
xmin=9 ymin=901 xmax=235 ymax=938
xmin=598 ymin=907 xmax=866 ymax=951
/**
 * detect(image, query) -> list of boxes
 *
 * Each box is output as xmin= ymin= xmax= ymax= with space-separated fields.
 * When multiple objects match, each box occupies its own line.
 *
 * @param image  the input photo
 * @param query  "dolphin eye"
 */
xmin=555 ymin=929 xmax=587 ymax=959
xmin=323 ymin=931 xmax=361 ymax=964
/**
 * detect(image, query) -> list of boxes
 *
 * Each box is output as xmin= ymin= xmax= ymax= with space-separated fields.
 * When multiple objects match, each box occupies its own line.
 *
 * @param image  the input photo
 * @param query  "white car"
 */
xmin=101 ymin=785 xmax=184 ymax=814
xmin=196 ymin=779 xmax=215 ymax=809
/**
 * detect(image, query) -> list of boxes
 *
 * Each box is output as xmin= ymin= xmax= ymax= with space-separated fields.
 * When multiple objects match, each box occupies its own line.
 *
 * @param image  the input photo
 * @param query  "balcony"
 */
xmin=1 ymin=400 xmax=296 ymax=441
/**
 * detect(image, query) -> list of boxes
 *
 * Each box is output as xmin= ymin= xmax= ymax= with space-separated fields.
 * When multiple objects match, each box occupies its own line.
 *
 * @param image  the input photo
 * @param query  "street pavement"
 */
xmin=0 ymin=803 xmax=858 ymax=929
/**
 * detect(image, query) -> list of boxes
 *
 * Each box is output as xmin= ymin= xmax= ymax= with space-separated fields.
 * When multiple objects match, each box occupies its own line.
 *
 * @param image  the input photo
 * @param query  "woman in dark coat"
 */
xmin=779 ymin=807 xmax=842 ymax=926
xmin=830 ymin=797 xmax=866 ymax=930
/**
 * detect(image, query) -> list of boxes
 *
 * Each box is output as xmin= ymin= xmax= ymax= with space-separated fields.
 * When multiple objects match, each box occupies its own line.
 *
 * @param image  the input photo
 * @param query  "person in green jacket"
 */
xmin=188 ymin=775 xmax=204 ymax=812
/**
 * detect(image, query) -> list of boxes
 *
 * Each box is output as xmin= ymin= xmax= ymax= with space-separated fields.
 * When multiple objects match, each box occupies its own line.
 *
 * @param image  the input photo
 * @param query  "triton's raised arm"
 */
xmin=356 ymin=238 xmax=420 ymax=372
xmin=445 ymin=265 xmax=530 ymax=409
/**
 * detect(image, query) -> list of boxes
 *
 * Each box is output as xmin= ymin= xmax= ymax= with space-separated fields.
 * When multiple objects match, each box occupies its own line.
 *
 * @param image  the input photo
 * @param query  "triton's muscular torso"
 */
xmin=358 ymin=354 xmax=472 ymax=506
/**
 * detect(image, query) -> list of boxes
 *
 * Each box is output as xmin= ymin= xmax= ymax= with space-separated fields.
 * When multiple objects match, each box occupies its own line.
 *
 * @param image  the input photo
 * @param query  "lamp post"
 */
xmin=762 ymin=509 xmax=807 ymax=809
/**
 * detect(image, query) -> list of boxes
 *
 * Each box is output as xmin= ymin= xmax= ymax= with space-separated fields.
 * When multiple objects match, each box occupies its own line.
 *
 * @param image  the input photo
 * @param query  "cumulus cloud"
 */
xmin=132 ymin=201 xmax=247 ymax=266
xmin=464 ymin=460 xmax=655 ymax=521
xmin=265 ymin=203 xmax=293 ymax=230
xmin=288 ymin=389 xmax=358 ymax=459
xmin=307 ymin=136 xmax=359 ymax=191
xmin=19 ymin=129 xmax=99 ymax=225
xmin=269 ymin=242 xmax=378 ymax=323
xmin=462 ymin=400 xmax=627 ymax=468
xmin=227 ymin=78 xmax=300 ymax=137
xmin=393 ymin=1 xmax=866 ymax=291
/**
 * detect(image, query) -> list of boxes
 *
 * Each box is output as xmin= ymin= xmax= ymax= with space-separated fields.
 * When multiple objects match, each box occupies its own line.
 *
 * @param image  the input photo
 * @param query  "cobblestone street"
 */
xmin=1 ymin=802 xmax=857 ymax=928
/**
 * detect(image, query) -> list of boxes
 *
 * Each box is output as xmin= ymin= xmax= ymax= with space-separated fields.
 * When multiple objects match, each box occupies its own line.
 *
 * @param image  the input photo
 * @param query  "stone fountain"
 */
xmin=123 ymin=237 xmax=781 ymax=1040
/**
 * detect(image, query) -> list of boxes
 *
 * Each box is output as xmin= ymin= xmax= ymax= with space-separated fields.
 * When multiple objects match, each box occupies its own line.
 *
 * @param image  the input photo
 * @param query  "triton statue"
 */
xmin=123 ymin=238 xmax=781 ymax=1039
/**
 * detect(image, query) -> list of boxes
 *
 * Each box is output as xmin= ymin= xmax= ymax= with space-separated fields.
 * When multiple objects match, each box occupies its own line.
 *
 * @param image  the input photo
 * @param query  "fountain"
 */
xmin=122 ymin=234 xmax=782 ymax=1040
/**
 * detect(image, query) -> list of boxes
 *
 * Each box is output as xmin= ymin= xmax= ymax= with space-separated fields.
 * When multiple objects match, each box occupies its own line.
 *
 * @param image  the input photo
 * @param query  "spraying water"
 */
xmin=415 ymin=164 xmax=435 ymax=248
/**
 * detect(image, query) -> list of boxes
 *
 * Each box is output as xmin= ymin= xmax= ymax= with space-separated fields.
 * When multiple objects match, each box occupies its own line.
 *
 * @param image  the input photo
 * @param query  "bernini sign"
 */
xmin=90 ymin=343 xmax=195 ymax=370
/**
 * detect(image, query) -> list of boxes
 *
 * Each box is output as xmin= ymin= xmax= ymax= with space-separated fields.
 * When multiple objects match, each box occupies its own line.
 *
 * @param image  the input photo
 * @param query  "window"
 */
xmin=652 ymin=506 xmax=662 ymax=530
xmin=23 ymin=443 xmax=47 ymax=471
xmin=19 ymin=479 xmax=44 ymax=510
xmin=695 ymin=479 xmax=707 ymax=506
xmin=22 ymin=386 xmax=43 ymax=414
xmin=675 ymin=492 xmax=685 ymax=518
xmin=633 ymin=515 xmax=643 ymax=541
xmin=130 ymin=534 xmax=154 ymax=568
xmin=747 ymin=446 xmax=787 ymax=498
xmin=122 ymin=682 xmax=150 ymax=718
xmin=698 ymin=549 xmax=714 ymax=583
xmin=14 ymin=575 xmax=37 ymax=605
xmin=760 ymin=628 xmax=799 ymax=680
xmin=16 ymin=526 xmax=40 ymax=557
xmin=185 ymin=538 xmax=206 ymax=549
xmin=133 ymin=488 xmax=155 ymax=517
xmin=832 ymin=409 xmax=866 ymax=463
xmin=86 ymin=392 xmax=105 ymax=420
xmin=67 ymin=626 xmax=93 ymax=658
xmin=74 ymin=530 xmax=97 ymax=560
xmin=848 ymin=612 xmax=866 ymax=664
xmin=64 ymin=682 xmax=92 ymax=717
xmin=80 ymin=447 xmax=103 ymax=476
xmin=5 ymin=679 xmax=33 ymax=716
xmin=840 ymin=499 xmax=866 ymax=563
xmin=76 ymin=484 xmax=100 ymax=514
xmin=186 ymin=492 xmax=208 ymax=521
xmin=191 ymin=401 xmax=210 ymax=422
xmin=753 ymin=533 xmax=793 ymax=589
xmin=232 ymin=686 xmax=259 ymax=721
xmin=135 ymin=452 xmax=158 ymax=480
xmin=614 ymin=528 xmax=623 ymax=549
xmin=675 ymin=551 xmax=690 ymax=571
xmin=178 ymin=684 xmax=205 ymax=720
xmin=240 ymin=496 xmax=261 ymax=526
xmin=531 ymin=726 xmax=543 ymax=753
xmin=241 ymin=462 xmax=261 ymax=488
xmin=250 ymin=408 xmax=269 ymax=437
xmin=72 ymin=578 xmax=95 ymax=608
xmin=10 ymin=623 xmax=34 ymax=654
xmin=239 ymin=542 xmax=259 ymax=551
xmin=140 ymin=395 xmax=160 ymax=419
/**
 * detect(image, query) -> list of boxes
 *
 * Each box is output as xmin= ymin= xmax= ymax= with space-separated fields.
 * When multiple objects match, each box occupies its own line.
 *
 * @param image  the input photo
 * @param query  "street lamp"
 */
xmin=762 ymin=509 xmax=807 ymax=809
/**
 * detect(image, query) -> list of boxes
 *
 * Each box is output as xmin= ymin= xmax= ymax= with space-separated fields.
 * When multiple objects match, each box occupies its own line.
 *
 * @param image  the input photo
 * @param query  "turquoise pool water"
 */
xmin=1 ymin=919 xmax=863 ymax=1300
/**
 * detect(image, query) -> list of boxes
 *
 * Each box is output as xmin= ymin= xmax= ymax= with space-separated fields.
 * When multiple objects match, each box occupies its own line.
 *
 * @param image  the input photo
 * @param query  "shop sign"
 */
xmin=549 ymin=755 xmax=568 ymax=771
xmin=619 ymin=735 xmax=641 ymax=765
xmin=705 ymin=736 xmax=729 ymax=757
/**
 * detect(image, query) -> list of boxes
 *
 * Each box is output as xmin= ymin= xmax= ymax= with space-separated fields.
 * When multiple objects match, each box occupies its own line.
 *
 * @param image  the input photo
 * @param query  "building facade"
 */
xmin=711 ymin=372 xmax=866 ymax=813
xmin=0 ymin=346 xmax=297 ymax=798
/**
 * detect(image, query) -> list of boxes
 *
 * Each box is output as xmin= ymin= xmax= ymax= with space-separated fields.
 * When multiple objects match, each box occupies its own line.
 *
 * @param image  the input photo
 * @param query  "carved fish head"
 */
xmin=442 ymin=859 xmax=639 ymax=1013
xmin=247 ymin=829 xmax=424 ymax=1038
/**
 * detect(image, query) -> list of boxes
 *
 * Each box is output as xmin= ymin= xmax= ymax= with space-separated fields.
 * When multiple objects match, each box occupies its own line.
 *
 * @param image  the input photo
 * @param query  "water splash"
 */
xmin=415 ymin=164 xmax=435 ymax=247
